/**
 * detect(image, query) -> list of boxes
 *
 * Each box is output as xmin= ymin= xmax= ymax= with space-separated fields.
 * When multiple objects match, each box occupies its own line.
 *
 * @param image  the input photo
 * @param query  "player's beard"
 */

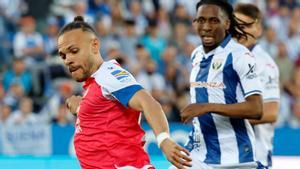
xmin=71 ymin=67 xmax=89 ymax=82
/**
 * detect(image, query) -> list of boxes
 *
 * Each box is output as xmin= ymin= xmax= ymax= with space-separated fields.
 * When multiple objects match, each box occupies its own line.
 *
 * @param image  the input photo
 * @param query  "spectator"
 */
xmin=13 ymin=16 xmax=44 ymax=65
xmin=125 ymin=0 xmax=148 ymax=36
xmin=0 ymin=104 xmax=12 ymax=124
xmin=140 ymin=19 xmax=167 ymax=65
xmin=260 ymin=26 xmax=278 ymax=58
xmin=288 ymin=98 xmax=300 ymax=128
xmin=119 ymin=19 xmax=139 ymax=64
xmin=135 ymin=58 xmax=166 ymax=100
xmin=275 ymin=41 xmax=293 ymax=87
xmin=43 ymin=16 xmax=59 ymax=57
xmin=2 ymin=58 xmax=32 ymax=95
xmin=3 ymin=83 xmax=25 ymax=111
xmin=284 ymin=64 xmax=300 ymax=98
xmin=6 ymin=97 xmax=38 ymax=125
xmin=52 ymin=102 xmax=74 ymax=125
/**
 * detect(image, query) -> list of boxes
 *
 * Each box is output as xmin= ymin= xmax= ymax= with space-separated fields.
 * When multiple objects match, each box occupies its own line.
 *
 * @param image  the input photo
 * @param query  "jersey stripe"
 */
xmin=223 ymin=53 xmax=254 ymax=163
xmin=112 ymin=85 xmax=143 ymax=107
xmin=195 ymin=54 xmax=221 ymax=164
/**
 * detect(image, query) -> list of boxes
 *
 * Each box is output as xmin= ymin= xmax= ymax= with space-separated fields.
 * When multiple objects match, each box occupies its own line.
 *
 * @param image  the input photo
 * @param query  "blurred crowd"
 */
xmin=0 ymin=0 xmax=300 ymax=129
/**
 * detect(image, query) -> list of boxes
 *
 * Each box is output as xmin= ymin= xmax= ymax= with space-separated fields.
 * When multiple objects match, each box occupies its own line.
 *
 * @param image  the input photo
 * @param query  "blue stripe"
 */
xmin=195 ymin=54 xmax=221 ymax=164
xmin=191 ymin=51 xmax=198 ymax=63
xmin=112 ymin=85 xmax=143 ymax=107
xmin=220 ymin=34 xmax=231 ymax=48
xmin=185 ymin=128 xmax=195 ymax=152
xmin=267 ymin=150 xmax=272 ymax=167
xmin=223 ymin=53 xmax=254 ymax=163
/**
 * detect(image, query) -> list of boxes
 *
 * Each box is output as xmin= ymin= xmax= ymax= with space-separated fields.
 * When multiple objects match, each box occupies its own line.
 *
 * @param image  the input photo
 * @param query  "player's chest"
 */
xmin=79 ymin=83 xmax=114 ymax=114
xmin=190 ymin=56 xmax=228 ymax=83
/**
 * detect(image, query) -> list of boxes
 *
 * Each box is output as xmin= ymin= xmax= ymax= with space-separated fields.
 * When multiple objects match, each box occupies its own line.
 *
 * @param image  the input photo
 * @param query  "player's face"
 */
xmin=194 ymin=4 xmax=230 ymax=52
xmin=235 ymin=12 xmax=262 ymax=46
xmin=58 ymin=29 xmax=97 ymax=82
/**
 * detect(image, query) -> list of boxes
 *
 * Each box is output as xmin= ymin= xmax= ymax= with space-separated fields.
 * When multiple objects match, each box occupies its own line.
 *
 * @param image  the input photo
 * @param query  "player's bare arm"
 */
xmin=249 ymin=101 xmax=279 ymax=125
xmin=66 ymin=95 xmax=82 ymax=115
xmin=129 ymin=89 xmax=192 ymax=169
xmin=181 ymin=94 xmax=263 ymax=123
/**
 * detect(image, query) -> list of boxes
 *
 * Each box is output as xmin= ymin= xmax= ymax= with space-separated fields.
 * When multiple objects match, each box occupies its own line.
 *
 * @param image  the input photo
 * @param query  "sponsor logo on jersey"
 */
xmin=190 ymin=81 xmax=226 ymax=89
xmin=246 ymin=63 xmax=257 ymax=79
xmin=111 ymin=70 xmax=130 ymax=80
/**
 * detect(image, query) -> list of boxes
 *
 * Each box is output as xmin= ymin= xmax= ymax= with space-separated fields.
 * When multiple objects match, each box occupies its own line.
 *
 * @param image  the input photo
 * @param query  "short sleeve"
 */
xmin=93 ymin=60 xmax=143 ymax=107
xmin=261 ymin=65 xmax=280 ymax=102
xmin=233 ymin=52 xmax=263 ymax=98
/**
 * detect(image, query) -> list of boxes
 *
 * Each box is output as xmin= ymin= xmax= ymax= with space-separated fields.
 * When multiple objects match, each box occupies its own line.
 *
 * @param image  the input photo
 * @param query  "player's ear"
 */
xmin=225 ymin=19 xmax=230 ymax=31
xmin=91 ymin=38 xmax=100 ymax=54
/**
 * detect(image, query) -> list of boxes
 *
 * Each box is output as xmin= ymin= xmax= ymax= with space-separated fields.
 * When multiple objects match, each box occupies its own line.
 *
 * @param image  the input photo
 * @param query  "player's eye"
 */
xmin=210 ymin=18 xmax=220 ymax=24
xmin=71 ymin=49 xmax=79 ymax=54
xmin=59 ymin=52 xmax=66 ymax=60
xmin=194 ymin=17 xmax=205 ymax=24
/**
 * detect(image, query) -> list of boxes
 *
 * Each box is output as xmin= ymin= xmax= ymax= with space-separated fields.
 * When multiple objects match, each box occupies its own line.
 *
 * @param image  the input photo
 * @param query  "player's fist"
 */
xmin=181 ymin=103 xmax=208 ymax=123
xmin=66 ymin=95 xmax=82 ymax=115
xmin=160 ymin=138 xmax=192 ymax=169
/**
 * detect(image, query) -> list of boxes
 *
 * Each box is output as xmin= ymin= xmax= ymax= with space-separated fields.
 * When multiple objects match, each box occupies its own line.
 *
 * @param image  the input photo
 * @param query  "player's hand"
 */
xmin=160 ymin=138 xmax=192 ymax=169
xmin=181 ymin=103 xmax=207 ymax=123
xmin=66 ymin=95 xmax=82 ymax=115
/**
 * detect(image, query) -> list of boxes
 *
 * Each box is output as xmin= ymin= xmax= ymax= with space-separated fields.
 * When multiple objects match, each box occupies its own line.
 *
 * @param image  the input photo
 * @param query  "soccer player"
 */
xmin=179 ymin=0 xmax=263 ymax=168
xmin=234 ymin=3 xmax=280 ymax=168
xmin=58 ymin=16 xmax=192 ymax=169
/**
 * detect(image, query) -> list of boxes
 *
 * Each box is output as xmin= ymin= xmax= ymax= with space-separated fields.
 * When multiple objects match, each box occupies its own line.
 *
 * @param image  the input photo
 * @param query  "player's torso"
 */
xmin=252 ymin=44 xmax=279 ymax=167
xmin=76 ymin=78 xmax=143 ymax=142
xmin=187 ymin=40 xmax=257 ymax=166
xmin=73 ymin=61 xmax=150 ymax=168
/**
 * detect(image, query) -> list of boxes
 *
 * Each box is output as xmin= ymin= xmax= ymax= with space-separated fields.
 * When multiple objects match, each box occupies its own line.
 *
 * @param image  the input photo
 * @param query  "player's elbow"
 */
xmin=263 ymin=111 xmax=278 ymax=123
xmin=246 ymin=94 xmax=263 ymax=119
xmin=251 ymin=102 xmax=263 ymax=120
xmin=253 ymin=108 xmax=263 ymax=120
xmin=248 ymin=100 xmax=263 ymax=119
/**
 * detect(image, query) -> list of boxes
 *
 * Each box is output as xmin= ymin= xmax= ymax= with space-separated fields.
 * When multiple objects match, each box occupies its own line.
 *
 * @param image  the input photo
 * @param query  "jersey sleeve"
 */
xmin=233 ymin=51 xmax=263 ymax=98
xmin=94 ymin=60 xmax=143 ymax=107
xmin=261 ymin=65 xmax=280 ymax=102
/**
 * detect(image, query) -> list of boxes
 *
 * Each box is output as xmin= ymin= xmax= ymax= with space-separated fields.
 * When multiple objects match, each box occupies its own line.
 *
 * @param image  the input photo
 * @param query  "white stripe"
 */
xmin=192 ymin=117 xmax=207 ymax=162
xmin=245 ymin=119 xmax=256 ymax=160
xmin=115 ymin=164 xmax=154 ymax=169
xmin=212 ymin=114 xmax=239 ymax=164
xmin=207 ymin=55 xmax=239 ymax=164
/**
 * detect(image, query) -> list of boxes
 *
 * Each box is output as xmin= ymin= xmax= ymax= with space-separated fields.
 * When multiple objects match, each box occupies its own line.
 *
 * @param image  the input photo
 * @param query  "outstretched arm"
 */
xmin=249 ymin=101 xmax=279 ymax=125
xmin=181 ymin=94 xmax=263 ymax=123
xmin=129 ymin=89 xmax=192 ymax=169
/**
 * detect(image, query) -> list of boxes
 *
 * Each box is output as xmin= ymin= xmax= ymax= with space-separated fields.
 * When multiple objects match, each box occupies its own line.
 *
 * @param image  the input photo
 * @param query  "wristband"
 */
xmin=156 ymin=132 xmax=170 ymax=148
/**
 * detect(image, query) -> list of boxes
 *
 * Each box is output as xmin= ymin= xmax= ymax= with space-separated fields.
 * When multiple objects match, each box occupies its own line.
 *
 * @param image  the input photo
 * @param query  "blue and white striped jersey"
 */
xmin=186 ymin=35 xmax=263 ymax=167
xmin=252 ymin=44 xmax=280 ymax=167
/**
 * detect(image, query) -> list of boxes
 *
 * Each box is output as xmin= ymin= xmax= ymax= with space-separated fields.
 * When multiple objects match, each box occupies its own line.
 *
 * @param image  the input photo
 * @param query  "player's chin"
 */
xmin=72 ymin=74 xmax=87 ymax=82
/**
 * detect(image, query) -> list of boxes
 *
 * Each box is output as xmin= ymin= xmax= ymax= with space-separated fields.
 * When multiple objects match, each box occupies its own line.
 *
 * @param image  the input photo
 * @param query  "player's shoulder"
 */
xmin=92 ymin=60 xmax=131 ymax=85
xmin=191 ymin=45 xmax=203 ymax=59
xmin=253 ymin=44 xmax=278 ymax=69
xmin=252 ymin=44 xmax=271 ymax=58
xmin=225 ymin=39 xmax=254 ymax=62
xmin=228 ymin=39 xmax=252 ymax=57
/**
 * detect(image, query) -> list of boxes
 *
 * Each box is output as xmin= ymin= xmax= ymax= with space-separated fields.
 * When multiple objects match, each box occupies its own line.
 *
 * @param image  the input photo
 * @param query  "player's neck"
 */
xmin=89 ymin=55 xmax=103 ymax=76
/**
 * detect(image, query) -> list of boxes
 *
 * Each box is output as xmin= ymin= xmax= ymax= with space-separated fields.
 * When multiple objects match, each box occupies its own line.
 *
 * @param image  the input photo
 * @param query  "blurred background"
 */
xmin=0 ymin=0 xmax=299 ymax=168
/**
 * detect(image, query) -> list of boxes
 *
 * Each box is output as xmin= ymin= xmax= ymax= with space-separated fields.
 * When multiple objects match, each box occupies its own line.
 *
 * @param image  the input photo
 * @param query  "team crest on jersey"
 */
xmin=212 ymin=59 xmax=223 ymax=70
xmin=111 ymin=70 xmax=130 ymax=81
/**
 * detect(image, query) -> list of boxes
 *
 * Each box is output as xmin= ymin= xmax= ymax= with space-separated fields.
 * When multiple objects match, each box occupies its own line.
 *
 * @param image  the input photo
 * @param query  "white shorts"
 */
xmin=169 ymin=150 xmax=257 ymax=169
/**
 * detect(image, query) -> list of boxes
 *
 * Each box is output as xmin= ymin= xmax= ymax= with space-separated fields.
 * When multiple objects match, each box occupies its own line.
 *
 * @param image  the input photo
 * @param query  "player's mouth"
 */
xmin=201 ymin=35 xmax=214 ymax=44
xmin=69 ymin=66 xmax=80 ymax=73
